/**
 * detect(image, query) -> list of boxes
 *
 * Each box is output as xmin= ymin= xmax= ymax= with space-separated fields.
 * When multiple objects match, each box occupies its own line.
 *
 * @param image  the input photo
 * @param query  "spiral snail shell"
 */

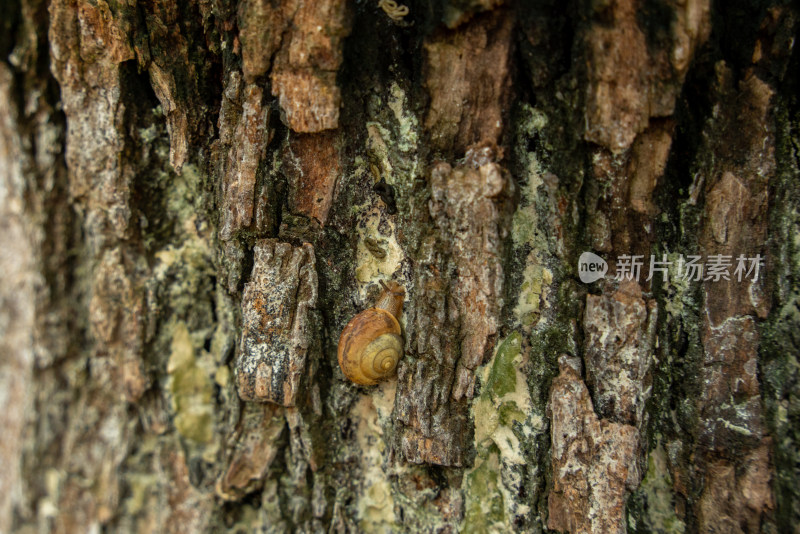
xmin=337 ymin=281 xmax=405 ymax=385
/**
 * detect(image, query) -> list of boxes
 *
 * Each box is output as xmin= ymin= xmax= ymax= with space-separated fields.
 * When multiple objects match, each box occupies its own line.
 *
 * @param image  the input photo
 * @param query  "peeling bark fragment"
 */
xmin=396 ymin=161 xmax=508 ymax=465
xmin=283 ymin=131 xmax=341 ymax=226
xmin=430 ymin=162 xmax=505 ymax=396
xmin=587 ymin=120 xmax=673 ymax=259
xmin=423 ymin=9 xmax=513 ymax=155
xmin=582 ymin=0 xmax=710 ymax=152
xmin=272 ymin=70 xmax=341 ymax=133
xmin=218 ymin=71 xmax=243 ymax=147
xmin=583 ymin=280 xmax=657 ymax=427
xmin=396 ymin=321 xmax=467 ymax=466
xmin=219 ymin=79 xmax=271 ymax=241
xmin=143 ymin=0 xmax=206 ymax=172
xmin=217 ymin=403 xmax=285 ymax=500
xmin=50 ymin=0 xmax=135 ymax=74
xmin=400 ymin=429 xmax=464 ymax=467
xmin=236 ymin=239 xmax=318 ymax=406
xmin=702 ymin=169 xmax=770 ymax=323
xmin=286 ymin=405 xmax=324 ymax=472
xmin=49 ymin=0 xmax=133 ymax=232
xmin=628 ymin=124 xmax=673 ymax=216
xmin=547 ymin=355 xmax=642 ymax=534
xmin=698 ymin=75 xmax=772 ymax=324
xmin=695 ymin=75 xmax=773 ymax=450
xmin=270 ymin=0 xmax=350 ymax=132
xmin=583 ymin=0 xmax=648 ymax=152
xmin=237 ymin=0 xmax=290 ymax=81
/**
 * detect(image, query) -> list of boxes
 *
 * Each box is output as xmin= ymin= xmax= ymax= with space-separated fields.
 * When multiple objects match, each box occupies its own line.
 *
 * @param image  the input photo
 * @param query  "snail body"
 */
xmin=338 ymin=281 xmax=405 ymax=385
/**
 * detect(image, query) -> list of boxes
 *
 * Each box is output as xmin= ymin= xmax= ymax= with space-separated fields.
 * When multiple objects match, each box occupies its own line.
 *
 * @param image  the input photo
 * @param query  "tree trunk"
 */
xmin=1 ymin=0 xmax=798 ymax=532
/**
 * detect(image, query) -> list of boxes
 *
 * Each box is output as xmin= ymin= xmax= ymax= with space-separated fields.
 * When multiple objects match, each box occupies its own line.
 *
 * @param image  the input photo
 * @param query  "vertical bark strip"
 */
xmin=397 ymin=160 xmax=509 ymax=466
xmin=393 ymin=5 xmax=515 ymax=468
xmin=689 ymin=69 xmax=776 ymax=533
xmin=218 ymin=79 xmax=271 ymax=240
xmin=236 ymin=239 xmax=318 ymax=406
xmin=1 ymin=0 xmax=798 ymax=532
xmin=269 ymin=0 xmax=350 ymax=133
xmin=548 ymin=356 xmax=642 ymax=534
xmin=0 ymin=64 xmax=36 ymax=533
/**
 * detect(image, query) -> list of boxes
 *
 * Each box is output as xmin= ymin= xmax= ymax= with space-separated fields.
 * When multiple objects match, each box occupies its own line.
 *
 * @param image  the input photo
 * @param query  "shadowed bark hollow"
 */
xmin=1 ymin=0 xmax=799 ymax=532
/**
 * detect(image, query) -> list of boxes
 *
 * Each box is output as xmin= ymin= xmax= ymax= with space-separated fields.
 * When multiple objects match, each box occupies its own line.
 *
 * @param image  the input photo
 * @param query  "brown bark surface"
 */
xmin=1 ymin=0 xmax=799 ymax=533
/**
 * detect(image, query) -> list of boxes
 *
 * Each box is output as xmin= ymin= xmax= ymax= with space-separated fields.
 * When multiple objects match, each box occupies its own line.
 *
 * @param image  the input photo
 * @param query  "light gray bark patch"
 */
xmin=236 ymin=239 xmax=319 ymax=406
xmin=583 ymin=280 xmax=657 ymax=427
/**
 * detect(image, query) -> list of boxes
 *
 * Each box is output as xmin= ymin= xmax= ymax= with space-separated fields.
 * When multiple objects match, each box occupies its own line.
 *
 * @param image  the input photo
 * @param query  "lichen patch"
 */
xmin=352 ymin=393 xmax=397 ymax=531
xmin=463 ymin=332 xmax=537 ymax=531
xmin=386 ymin=83 xmax=418 ymax=153
xmin=167 ymin=322 xmax=215 ymax=444
xmin=355 ymin=206 xmax=404 ymax=289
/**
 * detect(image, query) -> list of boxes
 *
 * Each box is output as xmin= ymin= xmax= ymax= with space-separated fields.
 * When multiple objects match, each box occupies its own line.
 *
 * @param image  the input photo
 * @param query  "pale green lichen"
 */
xmin=463 ymin=450 xmax=506 ymax=534
xmin=636 ymin=440 xmax=686 ymax=533
xmin=214 ymin=363 xmax=231 ymax=388
xmin=367 ymin=122 xmax=395 ymax=180
xmin=517 ymin=104 xmax=549 ymax=139
xmin=474 ymin=332 xmax=539 ymax=459
xmin=365 ymin=83 xmax=421 ymax=197
xmin=125 ymin=470 xmax=161 ymax=516
xmin=137 ymin=132 xmax=219 ymax=453
xmin=511 ymin=105 xmax=558 ymax=329
xmin=234 ymin=504 xmax=265 ymax=532
xmin=511 ymin=157 xmax=546 ymax=248
xmin=166 ymin=163 xmax=205 ymax=223
xmin=353 ymin=383 xmax=398 ymax=532
xmin=386 ymin=83 xmax=418 ymax=154
xmin=167 ymin=322 xmax=215 ymax=445
xmin=36 ymin=468 xmax=62 ymax=521
xmin=151 ymin=238 xmax=216 ymax=352
xmin=515 ymin=260 xmax=553 ymax=327
xmin=138 ymin=123 xmax=159 ymax=145
xmin=661 ymin=252 xmax=697 ymax=318
xmin=358 ymin=481 xmax=396 ymax=533
xmin=147 ymin=159 xmax=217 ymax=353
xmin=464 ymin=332 xmax=540 ymax=531
xmin=718 ymin=418 xmax=754 ymax=436
xmin=354 ymin=205 xmax=404 ymax=288
xmin=484 ymin=332 xmax=524 ymax=398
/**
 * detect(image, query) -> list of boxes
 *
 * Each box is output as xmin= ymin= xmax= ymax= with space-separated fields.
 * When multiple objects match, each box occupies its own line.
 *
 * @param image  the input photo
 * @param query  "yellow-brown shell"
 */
xmin=337 ymin=307 xmax=403 ymax=385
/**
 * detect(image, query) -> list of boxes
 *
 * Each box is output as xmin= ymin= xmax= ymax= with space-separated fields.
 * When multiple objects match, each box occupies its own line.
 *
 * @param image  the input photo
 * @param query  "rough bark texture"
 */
xmin=236 ymin=239 xmax=318 ymax=406
xmin=1 ymin=0 xmax=799 ymax=533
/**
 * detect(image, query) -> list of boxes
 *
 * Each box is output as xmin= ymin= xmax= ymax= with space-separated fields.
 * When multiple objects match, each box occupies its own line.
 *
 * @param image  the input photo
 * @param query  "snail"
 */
xmin=337 ymin=281 xmax=405 ymax=385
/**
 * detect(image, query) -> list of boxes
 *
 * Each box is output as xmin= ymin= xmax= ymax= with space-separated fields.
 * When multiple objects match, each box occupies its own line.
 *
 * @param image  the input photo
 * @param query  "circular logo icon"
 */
xmin=578 ymin=252 xmax=607 ymax=283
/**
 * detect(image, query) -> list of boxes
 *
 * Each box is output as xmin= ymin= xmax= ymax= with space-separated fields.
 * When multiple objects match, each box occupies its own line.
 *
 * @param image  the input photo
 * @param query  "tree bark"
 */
xmin=1 ymin=0 xmax=798 ymax=532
